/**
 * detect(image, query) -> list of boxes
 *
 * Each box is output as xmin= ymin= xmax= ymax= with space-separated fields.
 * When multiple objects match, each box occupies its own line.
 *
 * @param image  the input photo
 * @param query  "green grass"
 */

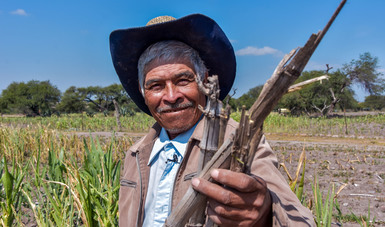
xmin=334 ymin=200 xmax=377 ymax=227
xmin=2 ymin=111 xmax=384 ymax=137
xmin=0 ymin=112 xmax=155 ymax=132
xmin=231 ymin=111 xmax=385 ymax=138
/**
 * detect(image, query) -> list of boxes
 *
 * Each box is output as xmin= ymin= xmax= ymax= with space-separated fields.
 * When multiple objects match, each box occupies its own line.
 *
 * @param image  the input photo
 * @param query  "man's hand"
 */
xmin=191 ymin=169 xmax=272 ymax=227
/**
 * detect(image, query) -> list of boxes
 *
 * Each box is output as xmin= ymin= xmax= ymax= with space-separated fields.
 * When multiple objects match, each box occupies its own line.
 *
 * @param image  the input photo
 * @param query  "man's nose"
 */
xmin=163 ymin=83 xmax=183 ymax=104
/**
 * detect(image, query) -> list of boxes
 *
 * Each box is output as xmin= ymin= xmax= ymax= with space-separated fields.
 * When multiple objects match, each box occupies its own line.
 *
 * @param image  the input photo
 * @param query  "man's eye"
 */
xmin=147 ymin=84 xmax=162 ymax=91
xmin=177 ymin=79 xmax=192 ymax=86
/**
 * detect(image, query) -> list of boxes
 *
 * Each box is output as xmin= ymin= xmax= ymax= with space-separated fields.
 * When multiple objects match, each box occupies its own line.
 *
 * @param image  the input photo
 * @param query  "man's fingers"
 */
xmin=211 ymin=169 xmax=267 ymax=193
xmin=192 ymin=177 xmax=245 ymax=206
xmin=206 ymin=205 xmax=240 ymax=227
xmin=207 ymin=199 xmax=260 ymax=221
xmin=191 ymin=172 xmax=272 ymax=226
xmin=192 ymin=176 xmax=266 ymax=208
xmin=206 ymin=204 xmax=255 ymax=227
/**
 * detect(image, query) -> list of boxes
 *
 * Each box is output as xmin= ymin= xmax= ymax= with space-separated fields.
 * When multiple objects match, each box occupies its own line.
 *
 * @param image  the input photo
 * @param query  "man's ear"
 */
xmin=203 ymin=71 xmax=209 ymax=83
xmin=138 ymin=80 xmax=148 ymax=105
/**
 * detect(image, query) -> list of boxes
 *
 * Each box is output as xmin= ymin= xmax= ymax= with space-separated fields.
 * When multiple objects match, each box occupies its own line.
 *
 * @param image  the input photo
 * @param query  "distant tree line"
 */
xmin=0 ymin=82 xmax=139 ymax=117
xmin=0 ymin=80 xmax=61 ymax=116
xmin=229 ymin=52 xmax=385 ymax=116
xmin=0 ymin=52 xmax=384 ymax=117
xmin=57 ymin=84 xmax=139 ymax=116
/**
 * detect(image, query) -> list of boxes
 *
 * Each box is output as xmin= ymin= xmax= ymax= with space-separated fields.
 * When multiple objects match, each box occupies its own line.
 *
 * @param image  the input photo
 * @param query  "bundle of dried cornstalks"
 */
xmin=164 ymin=1 xmax=347 ymax=226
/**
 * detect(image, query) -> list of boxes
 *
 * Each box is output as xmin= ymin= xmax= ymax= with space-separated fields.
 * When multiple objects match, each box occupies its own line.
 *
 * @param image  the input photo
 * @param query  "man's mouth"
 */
xmin=161 ymin=107 xmax=189 ymax=113
xmin=157 ymin=102 xmax=194 ymax=113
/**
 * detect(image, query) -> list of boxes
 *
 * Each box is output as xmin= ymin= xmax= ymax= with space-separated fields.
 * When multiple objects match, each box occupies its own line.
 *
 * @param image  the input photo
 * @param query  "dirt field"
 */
xmin=267 ymin=133 xmax=385 ymax=226
xmin=89 ymin=131 xmax=384 ymax=226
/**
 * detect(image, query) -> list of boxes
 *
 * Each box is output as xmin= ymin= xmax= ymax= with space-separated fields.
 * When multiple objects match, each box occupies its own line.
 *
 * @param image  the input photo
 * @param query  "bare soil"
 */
xmin=267 ymin=133 xmax=385 ymax=226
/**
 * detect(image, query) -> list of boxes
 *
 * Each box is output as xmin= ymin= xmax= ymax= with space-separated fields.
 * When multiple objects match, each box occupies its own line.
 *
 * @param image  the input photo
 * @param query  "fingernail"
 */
xmin=192 ymin=178 xmax=200 ymax=187
xmin=211 ymin=169 xmax=219 ymax=178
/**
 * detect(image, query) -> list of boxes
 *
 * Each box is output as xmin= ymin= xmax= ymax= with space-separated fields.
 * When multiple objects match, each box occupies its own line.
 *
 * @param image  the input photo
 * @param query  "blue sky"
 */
xmin=1 ymin=0 xmax=384 ymax=102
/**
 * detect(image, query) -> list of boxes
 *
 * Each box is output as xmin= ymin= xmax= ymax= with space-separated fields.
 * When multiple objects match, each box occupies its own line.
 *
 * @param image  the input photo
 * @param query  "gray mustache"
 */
xmin=157 ymin=102 xmax=194 ymax=113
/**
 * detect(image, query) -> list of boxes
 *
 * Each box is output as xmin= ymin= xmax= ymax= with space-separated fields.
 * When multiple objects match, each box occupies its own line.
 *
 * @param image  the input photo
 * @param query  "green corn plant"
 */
xmin=348 ymin=201 xmax=376 ymax=227
xmin=75 ymin=170 xmax=96 ymax=227
xmin=69 ymin=136 xmax=121 ymax=226
xmin=47 ymin=145 xmax=67 ymax=183
xmin=292 ymin=150 xmax=306 ymax=202
xmin=280 ymin=149 xmax=307 ymax=204
xmin=0 ymin=156 xmax=28 ymax=226
xmin=23 ymin=140 xmax=81 ymax=226
xmin=99 ymin=139 xmax=121 ymax=225
xmin=312 ymin=175 xmax=335 ymax=227
xmin=43 ymin=146 xmax=78 ymax=226
xmin=23 ymin=143 xmax=54 ymax=226
xmin=21 ymin=187 xmax=47 ymax=227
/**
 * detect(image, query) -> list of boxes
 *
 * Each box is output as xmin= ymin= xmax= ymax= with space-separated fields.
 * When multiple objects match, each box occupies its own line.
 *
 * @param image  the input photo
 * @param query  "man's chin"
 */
xmin=165 ymin=125 xmax=190 ymax=135
xmin=157 ymin=111 xmax=202 ymax=138
xmin=164 ymin=122 xmax=195 ymax=139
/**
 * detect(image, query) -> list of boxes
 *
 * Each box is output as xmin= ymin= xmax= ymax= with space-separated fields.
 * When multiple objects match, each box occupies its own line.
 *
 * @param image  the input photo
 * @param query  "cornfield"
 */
xmin=1 ymin=111 xmax=384 ymax=226
xmin=0 ymin=113 xmax=146 ymax=226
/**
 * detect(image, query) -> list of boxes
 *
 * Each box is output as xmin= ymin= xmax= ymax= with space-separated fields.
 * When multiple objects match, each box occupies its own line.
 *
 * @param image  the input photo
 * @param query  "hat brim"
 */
xmin=110 ymin=14 xmax=236 ymax=115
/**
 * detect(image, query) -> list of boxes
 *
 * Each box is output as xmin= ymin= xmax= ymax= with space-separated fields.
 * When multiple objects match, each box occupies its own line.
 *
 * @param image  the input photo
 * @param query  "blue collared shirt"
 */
xmin=143 ymin=123 xmax=198 ymax=227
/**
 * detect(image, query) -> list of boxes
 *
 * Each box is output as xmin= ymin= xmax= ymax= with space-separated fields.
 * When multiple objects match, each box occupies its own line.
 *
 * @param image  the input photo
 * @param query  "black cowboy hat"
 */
xmin=109 ymin=14 xmax=236 ymax=115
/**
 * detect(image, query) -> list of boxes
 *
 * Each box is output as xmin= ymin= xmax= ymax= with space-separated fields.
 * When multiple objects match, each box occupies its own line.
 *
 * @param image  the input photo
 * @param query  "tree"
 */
xmin=103 ymin=84 xmax=140 ymax=116
xmin=0 ymin=80 xmax=61 ymax=116
xmin=103 ymin=84 xmax=131 ymax=111
xmin=56 ymin=84 xmax=138 ymax=115
xmin=343 ymin=52 xmax=385 ymax=95
xmin=78 ymin=86 xmax=105 ymax=112
xmin=325 ymin=52 xmax=384 ymax=114
xmin=57 ymin=86 xmax=86 ymax=113
xmin=277 ymin=52 xmax=383 ymax=116
xmin=362 ymin=95 xmax=385 ymax=110
xmin=74 ymin=84 xmax=136 ymax=114
xmin=277 ymin=91 xmax=308 ymax=116
xmin=276 ymin=69 xmax=359 ymax=116
xmin=229 ymin=85 xmax=263 ymax=110
xmin=0 ymin=82 xmax=29 ymax=114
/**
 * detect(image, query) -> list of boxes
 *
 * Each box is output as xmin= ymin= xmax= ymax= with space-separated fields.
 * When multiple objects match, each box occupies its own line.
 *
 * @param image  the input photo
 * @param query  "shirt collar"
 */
xmin=147 ymin=118 xmax=201 ymax=166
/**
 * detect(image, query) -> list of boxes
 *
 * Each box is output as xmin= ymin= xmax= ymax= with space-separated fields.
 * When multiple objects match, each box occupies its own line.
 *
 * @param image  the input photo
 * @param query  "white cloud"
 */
xmin=235 ymin=46 xmax=281 ymax=56
xmin=10 ymin=9 xmax=28 ymax=16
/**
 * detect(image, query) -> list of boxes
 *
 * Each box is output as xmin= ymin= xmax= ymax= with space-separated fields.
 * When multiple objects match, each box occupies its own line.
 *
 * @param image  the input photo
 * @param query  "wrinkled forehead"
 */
xmin=143 ymin=57 xmax=196 ymax=79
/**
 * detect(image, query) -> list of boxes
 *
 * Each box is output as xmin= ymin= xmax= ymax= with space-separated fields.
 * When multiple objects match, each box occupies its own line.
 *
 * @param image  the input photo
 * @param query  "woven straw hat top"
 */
xmin=109 ymin=14 xmax=236 ymax=115
xmin=146 ymin=15 xmax=176 ymax=26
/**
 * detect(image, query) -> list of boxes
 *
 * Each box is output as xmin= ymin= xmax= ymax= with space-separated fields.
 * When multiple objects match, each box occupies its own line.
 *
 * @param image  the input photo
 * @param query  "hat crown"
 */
xmin=146 ymin=16 xmax=176 ymax=26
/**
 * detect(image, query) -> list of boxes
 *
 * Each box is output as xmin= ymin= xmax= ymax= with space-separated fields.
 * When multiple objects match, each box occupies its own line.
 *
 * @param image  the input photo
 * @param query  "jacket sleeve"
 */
xmin=250 ymin=135 xmax=316 ymax=227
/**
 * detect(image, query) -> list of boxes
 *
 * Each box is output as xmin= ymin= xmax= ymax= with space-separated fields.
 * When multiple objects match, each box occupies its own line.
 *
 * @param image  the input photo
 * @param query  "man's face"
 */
xmin=143 ymin=59 xmax=206 ymax=139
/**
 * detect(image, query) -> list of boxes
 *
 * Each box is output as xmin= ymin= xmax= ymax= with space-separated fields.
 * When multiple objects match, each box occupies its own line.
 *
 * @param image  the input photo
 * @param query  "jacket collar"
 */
xmin=190 ymin=115 xmax=205 ymax=141
xmin=132 ymin=116 xmax=206 ymax=155
xmin=147 ymin=124 xmax=197 ymax=165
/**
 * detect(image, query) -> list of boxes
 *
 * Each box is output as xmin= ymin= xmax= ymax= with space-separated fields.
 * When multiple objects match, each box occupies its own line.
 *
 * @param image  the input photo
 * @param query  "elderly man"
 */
xmin=110 ymin=14 xmax=315 ymax=227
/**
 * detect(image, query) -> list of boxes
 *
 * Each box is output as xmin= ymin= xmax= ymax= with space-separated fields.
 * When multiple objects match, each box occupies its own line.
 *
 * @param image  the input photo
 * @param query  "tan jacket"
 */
xmin=119 ymin=118 xmax=315 ymax=226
